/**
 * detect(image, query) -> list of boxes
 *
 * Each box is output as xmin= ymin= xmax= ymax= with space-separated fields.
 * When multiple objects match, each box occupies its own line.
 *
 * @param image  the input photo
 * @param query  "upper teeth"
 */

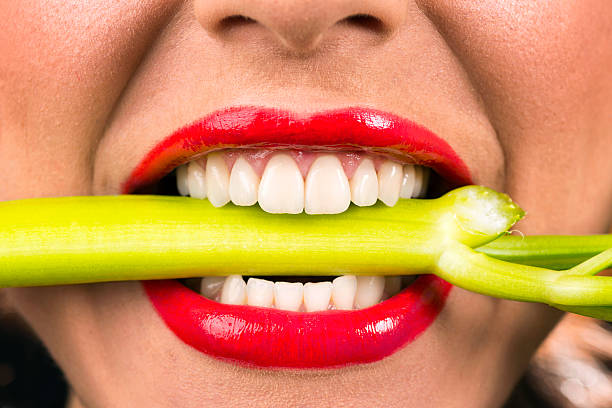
xmin=186 ymin=161 xmax=207 ymax=199
xmin=349 ymin=158 xmax=378 ymax=206
xmin=205 ymin=152 xmax=231 ymax=207
xmin=176 ymin=150 xmax=430 ymax=214
xmin=258 ymin=153 xmax=305 ymax=214
xmin=376 ymin=160 xmax=403 ymax=207
xmin=229 ymin=156 xmax=259 ymax=206
xmin=304 ymin=155 xmax=351 ymax=214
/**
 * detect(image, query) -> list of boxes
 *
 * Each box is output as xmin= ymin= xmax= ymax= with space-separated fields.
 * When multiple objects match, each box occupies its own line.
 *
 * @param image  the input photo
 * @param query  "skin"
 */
xmin=1 ymin=0 xmax=611 ymax=407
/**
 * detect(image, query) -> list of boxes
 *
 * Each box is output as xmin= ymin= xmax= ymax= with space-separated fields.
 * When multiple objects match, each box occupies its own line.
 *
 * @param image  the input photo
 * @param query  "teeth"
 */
xmin=303 ymin=282 xmax=333 ymax=312
xmin=187 ymin=161 xmax=207 ymax=199
xmin=349 ymin=159 xmax=378 ymax=207
xmin=200 ymin=276 xmax=225 ymax=299
xmin=331 ymin=275 xmax=357 ymax=310
xmin=206 ymin=152 xmax=230 ymax=207
xmin=219 ymin=275 xmax=247 ymax=305
xmin=377 ymin=160 xmax=403 ymax=206
xmin=274 ymin=281 xmax=304 ymax=311
xmin=399 ymin=165 xmax=416 ymax=199
xmin=229 ymin=157 xmax=259 ymax=206
xmin=355 ymin=276 xmax=385 ymax=309
xmin=200 ymin=274 xmax=396 ymax=311
xmin=413 ymin=166 xmax=430 ymax=198
xmin=176 ymin=151 xmax=433 ymax=214
xmin=420 ymin=168 xmax=430 ymax=197
xmin=258 ymin=154 xmax=305 ymax=214
xmin=384 ymin=276 xmax=402 ymax=298
xmin=305 ymin=155 xmax=351 ymax=215
xmin=176 ymin=165 xmax=190 ymax=196
xmin=246 ymin=278 xmax=274 ymax=307
xmin=413 ymin=166 xmax=424 ymax=198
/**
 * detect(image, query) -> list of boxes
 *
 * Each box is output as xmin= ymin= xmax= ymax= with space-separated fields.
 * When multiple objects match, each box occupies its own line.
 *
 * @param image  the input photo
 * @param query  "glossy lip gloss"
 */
xmin=143 ymin=276 xmax=451 ymax=368
xmin=125 ymin=106 xmax=472 ymax=368
xmin=122 ymin=106 xmax=471 ymax=194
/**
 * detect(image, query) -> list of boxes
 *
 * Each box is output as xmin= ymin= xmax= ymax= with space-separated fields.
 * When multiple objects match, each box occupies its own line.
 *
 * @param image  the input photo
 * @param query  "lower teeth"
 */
xmin=182 ymin=275 xmax=417 ymax=312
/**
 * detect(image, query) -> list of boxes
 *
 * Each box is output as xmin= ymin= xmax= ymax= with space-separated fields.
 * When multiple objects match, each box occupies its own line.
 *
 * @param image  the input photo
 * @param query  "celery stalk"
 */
xmin=436 ymin=243 xmax=612 ymax=320
xmin=0 ymin=186 xmax=519 ymax=286
xmin=477 ymin=235 xmax=612 ymax=270
xmin=1 ymin=185 xmax=611 ymax=321
xmin=437 ymin=242 xmax=612 ymax=306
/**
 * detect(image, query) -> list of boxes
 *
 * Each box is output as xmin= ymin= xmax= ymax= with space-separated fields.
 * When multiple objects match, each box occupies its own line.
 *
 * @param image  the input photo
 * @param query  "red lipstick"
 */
xmin=143 ymin=276 xmax=450 ymax=368
xmin=125 ymin=106 xmax=472 ymax=368
xmin=122 ymin=106 xmax=471 ymax=194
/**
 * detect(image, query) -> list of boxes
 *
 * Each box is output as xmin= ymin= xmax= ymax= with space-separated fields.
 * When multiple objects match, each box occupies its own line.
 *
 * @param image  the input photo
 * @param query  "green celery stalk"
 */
xmin=436 ymin=242 xmax=612 ymax=320
xmin=477 ymin=235 xmax=612 ymax=270
xmin=1 ymin=185 xmax=611 ymax=321
xmin=436 ymin=241 xmax=612 ymax=305
xmin=0 ymin=186 xmax=520 ymax=286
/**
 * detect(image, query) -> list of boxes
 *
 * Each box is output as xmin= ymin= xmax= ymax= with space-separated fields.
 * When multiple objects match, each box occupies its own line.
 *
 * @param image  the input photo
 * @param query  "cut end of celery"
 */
xmin=443 ymin=186 xmax=524 ymax=247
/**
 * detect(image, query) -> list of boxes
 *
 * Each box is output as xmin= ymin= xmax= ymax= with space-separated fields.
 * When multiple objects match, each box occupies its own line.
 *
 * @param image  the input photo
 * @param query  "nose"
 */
xmin=195 ymin=0 xmax=406 ymax=53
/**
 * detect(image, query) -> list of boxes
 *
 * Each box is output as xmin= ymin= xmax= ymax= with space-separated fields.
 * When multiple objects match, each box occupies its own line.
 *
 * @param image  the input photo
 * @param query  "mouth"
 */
xmin=124 ymin=106 xmax=472 ymax=369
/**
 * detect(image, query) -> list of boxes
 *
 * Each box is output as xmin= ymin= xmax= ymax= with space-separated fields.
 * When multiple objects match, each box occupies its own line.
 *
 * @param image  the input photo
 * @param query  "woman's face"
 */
xmin=2 ymin=1 xmax=612 ymax=407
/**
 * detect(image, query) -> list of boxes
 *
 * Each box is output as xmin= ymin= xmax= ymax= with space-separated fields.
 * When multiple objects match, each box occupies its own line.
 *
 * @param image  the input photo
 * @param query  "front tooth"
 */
xmin=377 ymin=160 xmax=403 ymax=206
xmin=258 ymin=154 xmax=304 ymax=214
xmin=349 ymin=158 xmax=378 ymax=207
xmin=355 ymin=276 xmax=385 ymax=309
xmin=399 ymin=165 xmax=416 ymax=199
xmin=331 ymin=275 xmax=357 ymax=310
xmin=303 ymin=282 xmax=333 ymax=312
xmin=206 ymin=152 xmax=230 ymax=207
xmin=176 ymin=165 xmax=190 ymax=196
xmin=219 ymin=275 xmax=246 ymax=305
xmin=229 ymin=157 xmax=259 ymax=206
xmin=187 ymin=161 xmax=207 ymax=199
xmin=384 ymin=276 xmax=402 ymax=297
xmin=246 ymin=278 xmax=274 ymax=307
xmin=274 ymin=281 xmax=304 ymax=311
xmin=200 ymin=276 xmax=225 ymax=299
xmin=305 ymin=155 xmax=351 ymax=214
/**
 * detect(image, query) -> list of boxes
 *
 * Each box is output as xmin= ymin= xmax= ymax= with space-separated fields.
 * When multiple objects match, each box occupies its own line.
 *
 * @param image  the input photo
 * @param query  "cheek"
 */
xmin=420 ymin=0 xmax=612 ymax=233
xmin=421 ymin=0 xmax=612 ymax=121
xmin=0 ymin=1 xmax=176 ymax=199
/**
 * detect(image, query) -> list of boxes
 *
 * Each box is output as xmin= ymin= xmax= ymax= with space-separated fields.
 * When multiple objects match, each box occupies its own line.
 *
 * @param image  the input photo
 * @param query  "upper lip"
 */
xmin=127 ymin=105 xmax=472 ymax=368
xmin=122 ymin=106 xmax=472 ymax=194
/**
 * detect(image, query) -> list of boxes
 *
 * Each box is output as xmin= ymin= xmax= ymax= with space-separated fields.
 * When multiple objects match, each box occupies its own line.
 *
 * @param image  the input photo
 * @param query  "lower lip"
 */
xmin=143 ymin=276 xmax=451 ymax=368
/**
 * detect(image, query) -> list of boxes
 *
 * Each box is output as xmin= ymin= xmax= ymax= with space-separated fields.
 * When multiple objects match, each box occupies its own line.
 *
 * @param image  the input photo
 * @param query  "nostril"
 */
xmin=343 ymin=14 xmax=386 ymax=34
xmin=195 ymin=0 xmax=405 ymax=51
xmin=217 ymin=14 xmax=256 ymax=33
